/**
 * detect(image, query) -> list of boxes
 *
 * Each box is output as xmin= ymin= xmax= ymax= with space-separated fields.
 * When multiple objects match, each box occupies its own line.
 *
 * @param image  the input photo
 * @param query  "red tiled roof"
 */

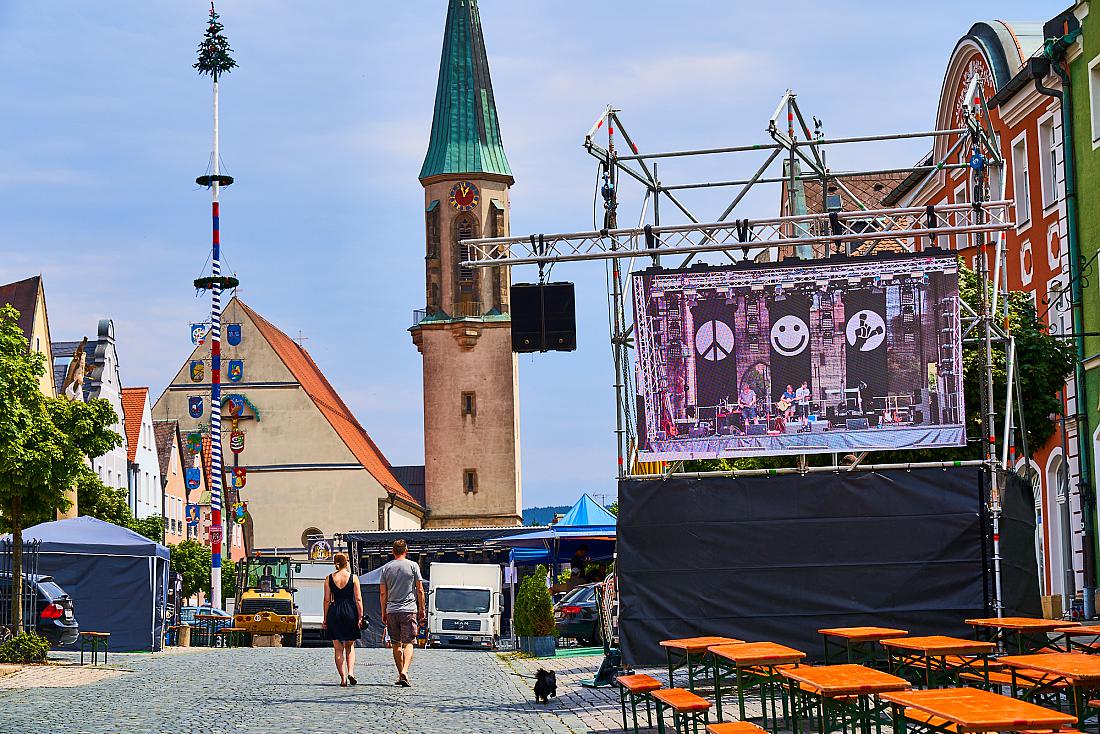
xmin=802 ymin=172 xmax=911 ymax=214
xmin=235 ymin=300 xmax=420 ymax=509
xmin=0 ymin=275 xmax=41 ymax=344
xmin=152 ymin=420 xmax=179 ymax=483
xmin=120 ymin=387 xmax=149 ymax=463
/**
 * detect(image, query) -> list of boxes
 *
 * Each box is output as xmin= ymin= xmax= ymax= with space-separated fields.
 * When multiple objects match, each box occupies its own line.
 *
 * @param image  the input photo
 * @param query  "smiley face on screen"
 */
xmin=770 ymin=315 xmax=809 ymax=357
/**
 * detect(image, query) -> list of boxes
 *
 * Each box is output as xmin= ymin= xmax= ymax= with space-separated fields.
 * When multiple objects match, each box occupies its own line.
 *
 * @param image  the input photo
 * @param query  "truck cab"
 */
xmin=427 ymin=562 xmax=501 ymax=649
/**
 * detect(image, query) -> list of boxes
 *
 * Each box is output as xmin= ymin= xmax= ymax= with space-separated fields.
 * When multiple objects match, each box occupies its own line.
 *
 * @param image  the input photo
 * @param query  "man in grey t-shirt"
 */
xmin=380 ymin=539 xmax=425 ymax=686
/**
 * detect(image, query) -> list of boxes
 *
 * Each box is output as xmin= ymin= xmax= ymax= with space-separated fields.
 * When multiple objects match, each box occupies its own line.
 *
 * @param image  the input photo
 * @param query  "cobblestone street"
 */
xmin=0 ymin=648 xmax=597 ymax=734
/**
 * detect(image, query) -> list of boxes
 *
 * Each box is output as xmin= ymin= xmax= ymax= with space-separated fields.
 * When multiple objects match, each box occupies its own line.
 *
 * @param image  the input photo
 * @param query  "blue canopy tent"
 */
xmin=492 ymin=494 xmax=617 ymax=566
xmin=20 ymin=516 xmax=171 ymax=651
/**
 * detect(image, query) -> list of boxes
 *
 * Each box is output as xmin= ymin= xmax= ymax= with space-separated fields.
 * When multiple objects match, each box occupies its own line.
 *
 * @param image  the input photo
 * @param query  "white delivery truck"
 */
xmin=427 ymin=562 xmax=502 ymax=649
xmin=293 ymin=560 xmax=333 ymax=646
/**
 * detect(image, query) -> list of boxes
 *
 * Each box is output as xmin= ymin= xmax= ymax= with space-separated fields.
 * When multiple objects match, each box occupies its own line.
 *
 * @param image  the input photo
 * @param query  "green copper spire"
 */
xmin=420 ymin=0 xmax=512 ymax=182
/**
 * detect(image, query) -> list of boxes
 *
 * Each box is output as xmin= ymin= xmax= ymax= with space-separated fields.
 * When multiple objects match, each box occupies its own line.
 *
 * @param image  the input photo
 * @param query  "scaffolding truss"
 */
xmin=460 ymin=88 xmax=1023 ymax=613
xmin=465 ymin=200 xmax=1013 ymax=266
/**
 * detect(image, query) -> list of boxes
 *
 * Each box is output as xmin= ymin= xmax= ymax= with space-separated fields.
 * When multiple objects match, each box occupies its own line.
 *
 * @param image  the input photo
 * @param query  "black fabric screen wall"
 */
xmin=617 ymin=468 xmax=993 ymax=665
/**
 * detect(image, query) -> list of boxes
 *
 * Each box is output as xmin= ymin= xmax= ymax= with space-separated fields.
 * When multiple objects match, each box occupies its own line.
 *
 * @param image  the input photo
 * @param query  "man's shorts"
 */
xmin=386 ymin=611 xmax=418 ymax=645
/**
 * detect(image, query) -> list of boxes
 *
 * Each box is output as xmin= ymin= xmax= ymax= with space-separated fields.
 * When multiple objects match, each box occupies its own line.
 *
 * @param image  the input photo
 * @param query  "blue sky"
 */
xmin=0 ymin=1 xmax=1063 ymax=509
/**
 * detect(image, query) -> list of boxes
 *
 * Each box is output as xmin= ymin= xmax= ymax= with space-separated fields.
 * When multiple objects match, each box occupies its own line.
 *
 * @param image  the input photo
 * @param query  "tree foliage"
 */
xmin=171 ymin=540 xmax=212 ymax=599
xmin=194 ymin=3 xmax=237 ymax=80
xmin=680 ymin=261 xmax=1076 ymax=473
xmin=514 ymin=565 xmax=555 ymax=639
xmin=222 ymin=558 xmax=237 ymax=606
xmin=0 ymin=305 xmax=121 ymax=630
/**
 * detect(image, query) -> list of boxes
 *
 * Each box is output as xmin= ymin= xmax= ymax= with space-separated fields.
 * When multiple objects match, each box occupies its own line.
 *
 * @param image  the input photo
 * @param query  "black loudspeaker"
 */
xmin=511 ymin=282 xmax=577 ymax=353
xmin=746 ymin=424 xmax=768 ymax=436
xmin=846 ymin=418 xmax=870 ymax=431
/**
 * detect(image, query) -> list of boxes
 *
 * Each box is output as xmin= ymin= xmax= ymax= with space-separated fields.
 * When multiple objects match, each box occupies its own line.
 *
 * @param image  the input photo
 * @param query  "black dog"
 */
xmin=533 ymin=668 xmax=557 ymax=704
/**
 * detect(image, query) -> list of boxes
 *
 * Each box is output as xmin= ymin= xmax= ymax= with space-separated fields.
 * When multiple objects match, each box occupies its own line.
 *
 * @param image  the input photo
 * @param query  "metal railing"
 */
xmin=0 ymin=539 xmax=41 ymax=638
xmin=450 ymin=301 xmax=483 ymax=318
xmin=412 ymin=302 xmax=486 ymax=326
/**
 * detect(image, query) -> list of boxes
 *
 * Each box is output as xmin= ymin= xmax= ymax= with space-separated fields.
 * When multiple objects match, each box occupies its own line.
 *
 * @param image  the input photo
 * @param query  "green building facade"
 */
xmin=1070 ymin=3 xmax=1100 ymax=537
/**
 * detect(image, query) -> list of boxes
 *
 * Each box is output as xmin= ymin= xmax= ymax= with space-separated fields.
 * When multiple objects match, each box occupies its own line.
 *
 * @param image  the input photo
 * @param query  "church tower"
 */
xmin=411 ymin=0 xmax=522 ymax=528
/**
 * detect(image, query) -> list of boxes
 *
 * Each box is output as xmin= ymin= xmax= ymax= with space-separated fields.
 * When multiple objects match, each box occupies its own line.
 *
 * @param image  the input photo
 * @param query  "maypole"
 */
xmin=194 ymin=2 xmax=237 ymax=609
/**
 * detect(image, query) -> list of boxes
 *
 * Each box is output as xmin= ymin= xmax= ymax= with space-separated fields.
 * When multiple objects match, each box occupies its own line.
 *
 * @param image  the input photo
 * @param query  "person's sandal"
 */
xmin=398 ymin=673 xmax=411 ymax=687
xmin=348 ymin=675 xmax=357 ymax=686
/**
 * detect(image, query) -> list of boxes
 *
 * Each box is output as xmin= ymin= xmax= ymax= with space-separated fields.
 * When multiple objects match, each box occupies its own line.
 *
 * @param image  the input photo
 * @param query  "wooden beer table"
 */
xmin=880 ymin=687 xmax=1076 ymax=733
xmin=708 ymin=641 xmax=806 ymax=730
xmin=819 ymin=627 xmax=909 ymax=667
xmin=1057 ymin=625 xmax=1100 ymax=654
xmin=660 ymin=636 xmax=743 ymax=691
xmin=999 ymin=653 xmax=1100 ymax=728
xmin=781 ymin=664 xmax=910 ymax=734
xmin=881 ymin=636 xmax=995 ymax=689
xmin=966 ymin=617 xmax=1080 ymax=655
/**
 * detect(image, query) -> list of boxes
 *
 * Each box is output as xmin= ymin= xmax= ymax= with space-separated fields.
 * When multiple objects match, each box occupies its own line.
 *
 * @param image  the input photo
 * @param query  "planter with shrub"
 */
xmin=514 ymin=566 xmax=556 ymax=657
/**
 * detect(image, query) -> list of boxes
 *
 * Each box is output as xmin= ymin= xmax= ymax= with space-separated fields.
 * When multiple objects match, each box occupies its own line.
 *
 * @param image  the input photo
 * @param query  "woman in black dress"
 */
xmin=323 ymin=553 xmax=364 ymax=686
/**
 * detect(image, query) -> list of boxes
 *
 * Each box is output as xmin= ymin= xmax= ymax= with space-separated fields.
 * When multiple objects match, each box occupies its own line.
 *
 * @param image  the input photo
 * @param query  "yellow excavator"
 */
xmin=234 ymin=555 xmax=302 ymax=647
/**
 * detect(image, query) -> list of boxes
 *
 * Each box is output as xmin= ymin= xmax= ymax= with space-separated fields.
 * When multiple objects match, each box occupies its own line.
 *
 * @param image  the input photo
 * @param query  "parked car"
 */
xmin=553 ymin=583 xmax=602 ymax=646
xmin=179 ymin=605 xmax=232 ymax=625
xmin=0 ymin=571 xmax=80 ymax=647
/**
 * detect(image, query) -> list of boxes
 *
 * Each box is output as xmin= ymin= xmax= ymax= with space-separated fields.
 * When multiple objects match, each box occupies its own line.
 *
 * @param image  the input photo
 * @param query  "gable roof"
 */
xmin=52 ymin=339 xmax=96 ymax=401
xmin=153 ymin=420 xmax=180 ymax=483
xmin=235 ymin=299 xmax=420 ymax=509
xmin=0 ymin=275 xmax=42 ymax=347
xmin=120 ymin=387 xmax=149 ymax=463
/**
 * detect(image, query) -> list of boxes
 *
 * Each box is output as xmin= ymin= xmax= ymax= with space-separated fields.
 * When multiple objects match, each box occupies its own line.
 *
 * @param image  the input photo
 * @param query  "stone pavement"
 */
xmin=0 ymin=647 xmax=583 ymax=734
xmin=508 ymin=651 xmax=770 ymax=734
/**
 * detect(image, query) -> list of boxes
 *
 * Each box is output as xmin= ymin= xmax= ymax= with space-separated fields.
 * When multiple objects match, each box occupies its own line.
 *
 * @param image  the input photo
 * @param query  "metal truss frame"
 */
xmin=460 ymin=88 xmax=1023 ymax=614
xmin=464 ymin=201 xmax=1013 ymax=266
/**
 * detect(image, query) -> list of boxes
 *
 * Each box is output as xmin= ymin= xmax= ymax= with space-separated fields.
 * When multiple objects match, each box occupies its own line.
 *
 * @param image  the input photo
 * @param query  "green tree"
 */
xmin=76 ymin=469 xmax=169 ymax=543
xmin=171 ymin=539 xmax=212 ymax=599
xmin=222 ymin=558 xmax=237 ymax=607
xmin=0 ymin=305 xmax=121 ymax=630
xmin=128 ymin=515 xmax=166 ymax=543
xmin=75 ymin=468 xmax=132 ymax=527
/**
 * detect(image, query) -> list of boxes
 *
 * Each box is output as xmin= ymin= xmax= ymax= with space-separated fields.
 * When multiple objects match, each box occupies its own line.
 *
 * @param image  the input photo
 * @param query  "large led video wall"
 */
xmin=633 ymin=252 xmax=965 ymax=460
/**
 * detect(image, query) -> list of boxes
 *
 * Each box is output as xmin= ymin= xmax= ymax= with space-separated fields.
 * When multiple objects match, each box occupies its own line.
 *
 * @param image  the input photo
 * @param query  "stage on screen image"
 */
xmin=632 ymin=252 xmax=965 ymax=460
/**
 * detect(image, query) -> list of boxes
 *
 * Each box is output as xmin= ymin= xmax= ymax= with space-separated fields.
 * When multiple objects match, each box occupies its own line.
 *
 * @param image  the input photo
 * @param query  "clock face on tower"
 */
xmin=449 ymin=181 xmax=480 ymax=212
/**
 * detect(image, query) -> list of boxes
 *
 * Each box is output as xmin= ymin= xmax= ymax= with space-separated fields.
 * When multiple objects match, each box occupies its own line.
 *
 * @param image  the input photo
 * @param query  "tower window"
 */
xmin=461 ymin=391 xmax=476 ymax=417
xmin=426 ymin=205 xmax=440 ymax=258
xmin=463 ymin=469 xmax=478 ymax=495
xmin=457 ymin=216 xmax=476 ymax=284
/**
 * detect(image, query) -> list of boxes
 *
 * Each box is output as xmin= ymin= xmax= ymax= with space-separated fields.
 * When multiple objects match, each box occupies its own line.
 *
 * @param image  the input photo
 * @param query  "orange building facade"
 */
xmin=890 ymin=19 xmax=1083 ymax=601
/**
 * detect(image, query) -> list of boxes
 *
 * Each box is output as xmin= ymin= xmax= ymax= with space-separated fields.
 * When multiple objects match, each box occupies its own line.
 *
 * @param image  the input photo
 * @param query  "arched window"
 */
xmin=456 ymin=215 xmax=477 ymax=285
